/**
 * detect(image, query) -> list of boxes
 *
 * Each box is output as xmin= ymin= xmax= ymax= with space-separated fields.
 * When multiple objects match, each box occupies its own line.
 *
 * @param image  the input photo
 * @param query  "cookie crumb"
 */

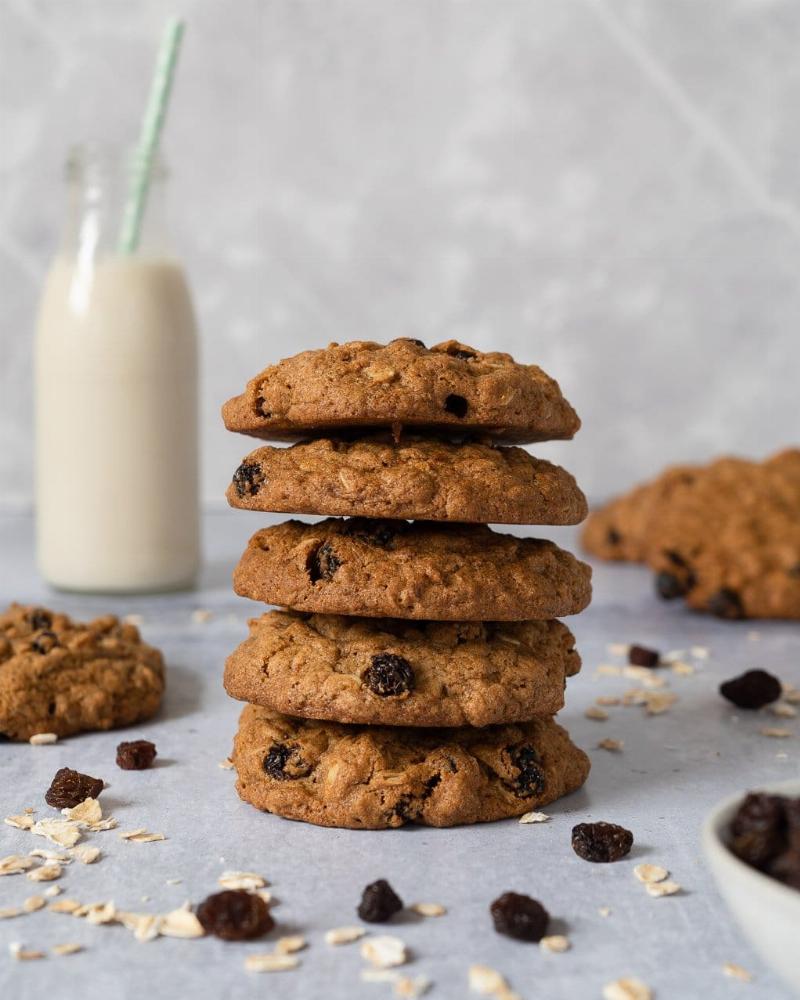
xmin=633 ymin=864 xmax=668 ymax=884
xmin=29 ymin=733 xmax=58 ymax=746
xmin=409 ymin=902 xmax=446 ymax=917
xmin=603 ymin=979 xmax=652 ymax=1000
xmin=645 ymin=880 xmax=681 ymax=897
xmin=52 ymin=943 xmax=83 ymax=957
xmin=218 ymin=758 xmax=234 ymax=770
xmin=245 ymin=953 xmax=299 ymax=972
xmin=519 ymin=811 xmax=550 ymax=824
xmin=275 ymin=935 xmax=306 ymax=954
xmin=325 ymin=925 xmax=365 ymax=946
xmin=723 ymin=962 xmax=752 ymax=982
xmin=361 ymin=935 xmax=408 ymax=969
xmin=218 ymin=871 xmax=267 ymax=891
xmin=540 ymin=934 xmax=570 ymax=953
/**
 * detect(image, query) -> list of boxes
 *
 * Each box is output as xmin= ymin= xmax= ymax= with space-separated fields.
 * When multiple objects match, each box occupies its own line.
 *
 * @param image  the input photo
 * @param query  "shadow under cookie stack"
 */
xmin=221 ymin=339 xmax=592 ymax=829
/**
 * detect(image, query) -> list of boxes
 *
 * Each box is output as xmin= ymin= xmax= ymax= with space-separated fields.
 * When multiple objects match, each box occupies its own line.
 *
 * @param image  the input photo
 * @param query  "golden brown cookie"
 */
xmin=0 ymin=604 xmax=165 ymax=740
xmin=233 ymin=518 xmax=592 ymax=621
xmin=232 ymin=704 xmax=590 ymax=828
xmin=224 ymin=611 xmax=581 ymax=727
xmin=227 ymin=436 xmax=587 ymax=525
xmin=582 ymin=449 xmax=800 ymax=620
xmin=222 ymin=339 xmax=580 ymax=444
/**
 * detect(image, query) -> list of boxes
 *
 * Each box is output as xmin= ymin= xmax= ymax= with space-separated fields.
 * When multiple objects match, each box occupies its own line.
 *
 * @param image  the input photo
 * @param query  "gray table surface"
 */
xmin=0 ymin=510 xmax=797 ymax=1000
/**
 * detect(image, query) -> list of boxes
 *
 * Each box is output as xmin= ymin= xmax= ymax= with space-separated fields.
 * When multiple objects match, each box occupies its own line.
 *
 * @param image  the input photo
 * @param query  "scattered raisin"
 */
xmin=628 ymin=645 xmax=660 ymax=668
xmin=606 ymin=527 xmax=622 ymax=546
xmin=342 ymin=519 xmax=396 ymax=548
xmin=197 ymin=890 xmax=274 ymax=940
xmin=116 ymin=739 xmax=157 ymax=770
xmin=306 ymin=542 xmax=341 ymax=583
xmin=490 ymin=892 xmax=549 ymax=942
xmin=231 ymin=461 xmax=265 ymax=498
xmin=444 ymin=393 xmax=469 ymax=418
xmin=45 ymin=767 xmax=104 ymax=809
xmin=571 ymin=821 xmax=633 ymax=863
xmin=30 ymin=631 xmax=58 ymax=655
xmin=719 ymin=669 xmax=781 ymax=709
xmin=363 ymin=653 xmax=414 ymax=697
xmin=709 ymin=588 xmax=744 ymax=620
xmin=655 ymin=571 xmax=687 ymax=600
xmin=263 ymin=743 xmax=311 ymax=780
xmin=357 ymin=879 xmax=403 ymax=922
xmin=509 ymin=745 xmax=545 ymax=798
xmin=28 ymin=608 xmax=52 ymax=631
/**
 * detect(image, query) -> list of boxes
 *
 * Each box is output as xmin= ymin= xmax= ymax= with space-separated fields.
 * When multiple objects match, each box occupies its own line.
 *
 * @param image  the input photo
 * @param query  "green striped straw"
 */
xmin=118 ymin=17 xmax=185 ymax=254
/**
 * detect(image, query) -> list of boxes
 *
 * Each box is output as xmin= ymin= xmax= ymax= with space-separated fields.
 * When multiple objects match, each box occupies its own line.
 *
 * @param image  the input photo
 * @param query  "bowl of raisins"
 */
xmin=702 ymin=779 xmax=800 ymax=993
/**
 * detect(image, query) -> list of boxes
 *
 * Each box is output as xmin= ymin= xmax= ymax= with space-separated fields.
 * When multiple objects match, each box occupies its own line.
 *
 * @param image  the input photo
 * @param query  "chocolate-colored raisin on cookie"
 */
xmin=0 ymin=604 xmax=165 ymax=741
xmin=224 ymin=610 xmax=581 ymax=728
xmin=231 ymin=704 xmax=590 ymax=829
xmin=233 ymin=518 xmax=592 ymax=622
xmin=222 ymin=339 xmax=580 ymax=444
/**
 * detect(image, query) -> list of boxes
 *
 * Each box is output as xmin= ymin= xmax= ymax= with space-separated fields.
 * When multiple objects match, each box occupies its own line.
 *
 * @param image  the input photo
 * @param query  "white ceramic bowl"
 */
xmin=702 ymin=779 xmax=800 ymax=996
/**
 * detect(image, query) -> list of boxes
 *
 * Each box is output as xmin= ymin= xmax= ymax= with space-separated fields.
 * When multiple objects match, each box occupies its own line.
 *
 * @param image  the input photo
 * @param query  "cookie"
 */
xmin=581 ymin=464 xmax=699 ymax=561
xmin=224 ymin=611 xmax=581 ymax=728
xmin=583 ymin=449 xmax=800 ymax=620
xmin=231 ymin=704 xmax=591 ymax=828
xmin=221 ymin=339 xmax=580 ymax=444
xmin=0 ymin=604 xmax=165 ymax=741
xmin=227 ymin=436 xmax=587 ymax=525
xmin=233 ymin=518 xmax=592 ymax=621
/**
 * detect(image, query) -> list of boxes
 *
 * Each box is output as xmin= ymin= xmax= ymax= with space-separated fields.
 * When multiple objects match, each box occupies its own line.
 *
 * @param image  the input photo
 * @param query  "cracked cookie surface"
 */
xmin=227 ymin=436 xmax=587 ymax=525
xmin=222 ymin=339 xmax=580 ymax=444
xmin=233 ymin=518 xmax=592 ymax=621
xmin=224 ymin=611 xmax=581 ymax=727
xmin=582 ymin=449 xmax=800 ymax=619
xmin=0 ymin=604 xmax=165 ymax=740
xmin=232 ymin=703 xmax=591 ymax=829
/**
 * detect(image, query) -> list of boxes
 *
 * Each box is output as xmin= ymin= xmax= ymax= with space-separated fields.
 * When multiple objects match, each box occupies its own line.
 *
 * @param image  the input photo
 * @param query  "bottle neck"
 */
xmin=59 ymin=144 xmax=172 ymax=260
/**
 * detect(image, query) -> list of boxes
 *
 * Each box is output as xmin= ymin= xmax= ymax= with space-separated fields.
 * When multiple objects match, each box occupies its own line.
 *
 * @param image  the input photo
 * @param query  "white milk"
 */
xmin=35 ymin=255 xmax=200 ymax=592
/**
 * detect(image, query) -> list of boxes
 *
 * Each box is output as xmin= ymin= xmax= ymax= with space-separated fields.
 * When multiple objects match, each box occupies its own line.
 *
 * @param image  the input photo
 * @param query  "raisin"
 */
xmin=231 ymin=461 xmax=265 ymax=498
xmin=263 ymin=743 xmax=311 ymax=780
xmin=571 ymin=821 xmax=633 ymax=862
xmin=342 ymin=519 xmax=396 ymax=548
xmin=509 ymin=745 xmax=545 ymax=798
xmin=768 ymin=849 xmax=800 ymax=889
xmin=45 ymin=767 xmax=104 ymax=809
xmin=197 ymin=890 xmax=274 ymax=941
xmin=255 ymin=395 xmax=271 ymax=418
xmin=655 ymin=571 xmax=687 ymax=600
xmin=628 ymin=645 xmax=660 ymax=668
xmin=719 ymin=669 xmax=781 ymax=710
xmin=606 ymin=527 xmax=622 ymax=546
xmin=116 ymin=739 xmax=157 ymax=770
xmin=28 ymin=608 xmax=52 ymax=631
xmin=729 ymin=792 xmax=786 ymax=868
xmin=490 ymin=892 xmax=549 ymax=942
xmin=357 ymin=879 xmax=403 ymax=922
xmin=363 ymin=653 xmax=414 ymax=697
xmin=30 ymin=631 xmax=58 ymax=655
xmin=709 ymin=588 xmax=744 ymax=620
xmin=306 ymin=542 xmax=341 ymax=583
xmin=444 ymin=393 xmax=469 ymax=418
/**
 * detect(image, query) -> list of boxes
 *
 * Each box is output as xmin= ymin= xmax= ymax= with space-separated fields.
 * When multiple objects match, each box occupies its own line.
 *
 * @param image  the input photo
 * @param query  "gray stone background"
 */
xmin=1 ymin=0 xmax=798 ymax=510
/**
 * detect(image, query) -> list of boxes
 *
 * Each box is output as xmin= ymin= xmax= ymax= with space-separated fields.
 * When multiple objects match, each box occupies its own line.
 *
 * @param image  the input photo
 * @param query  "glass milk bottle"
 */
xmin=35 ymin=144 xmax=200 ymax=592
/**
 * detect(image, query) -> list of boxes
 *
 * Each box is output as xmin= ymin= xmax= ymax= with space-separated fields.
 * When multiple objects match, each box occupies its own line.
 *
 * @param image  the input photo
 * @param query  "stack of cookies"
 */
xmin=221 ymin=339 xmax=592 ymax=829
